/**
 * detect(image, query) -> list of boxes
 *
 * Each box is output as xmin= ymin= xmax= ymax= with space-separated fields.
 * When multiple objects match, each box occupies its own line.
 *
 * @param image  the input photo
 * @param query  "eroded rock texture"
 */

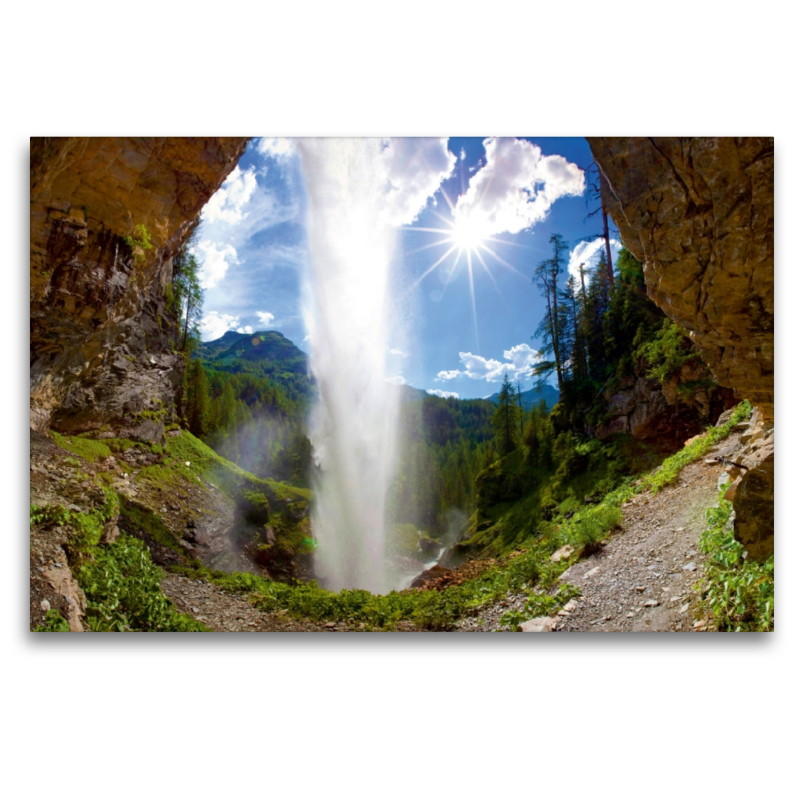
xmin=30 ymin=137 xmax=249 ymax=437
xmin=589 ymin=137 xmax=774 ymax=559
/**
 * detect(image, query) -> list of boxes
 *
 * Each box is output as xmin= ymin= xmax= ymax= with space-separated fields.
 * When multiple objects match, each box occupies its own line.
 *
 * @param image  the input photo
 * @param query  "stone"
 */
xmin=588 ymin=137 xmax=773 ymax=422
xmin=644 ymin=600 xmax=660 ymax=607
xmin=518 ymin=617 xmax=556 ymax=633
xmin=584 ymin=566 xmax=600 ymax=579
xmin=680 ymin=603 xmax=690 ymax=614
xmin=550 ymin=545 xmax=574 ymax=563
xmin=635 ymin=586 xmax=646 ymax=592
xmin=588 ymin=137 xmax=773 ymax=557
xmin=40 ymin=599 xmax=50 ymax=612
xmin=30 ymin=137 xmax=249 ymax=435
xmin=683 ymin=562 xmax=697 ymax=572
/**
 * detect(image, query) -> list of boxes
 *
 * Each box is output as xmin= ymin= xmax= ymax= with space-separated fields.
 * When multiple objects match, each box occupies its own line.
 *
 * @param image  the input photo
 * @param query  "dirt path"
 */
xmin=456 ymin=430 xmax=743 ymax=633
xmin=160 ymin=573 xmax=353 ymax=632
xmin=554 ymin=434 xmax=740 ymax=633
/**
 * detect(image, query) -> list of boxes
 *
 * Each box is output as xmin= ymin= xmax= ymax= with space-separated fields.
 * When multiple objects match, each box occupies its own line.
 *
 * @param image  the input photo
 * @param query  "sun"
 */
xmin=451 ymin=215 xmax=487 ymax=252
xmin=399 ymin=195 xmax=532 ymax=349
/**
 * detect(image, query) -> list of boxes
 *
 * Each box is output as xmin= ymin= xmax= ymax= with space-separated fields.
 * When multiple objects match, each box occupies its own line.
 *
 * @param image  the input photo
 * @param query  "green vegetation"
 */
xmin=31 ymin=487 xmax=119 ymax=561
xmin=78 ymin=535 xmax=208 ymax=632
xmin=635 ymin=318 xmax=700 ymax=384
xmin=33 ymin=609 xmax=71 ymax=632
xmin=492 ymin=374 xmax=522 ymax=457
xmin=697 ymin=489 xmax=774 ymax=632
xmin=51 ymin=432 xmax=112 ymax=463
xmin=122 ymin=223 xmax=153 ymax=263
xmin=639 ymin=401 xmax=751 ymax=492
xmin=172 ymin=536 xmax=577 ymax=631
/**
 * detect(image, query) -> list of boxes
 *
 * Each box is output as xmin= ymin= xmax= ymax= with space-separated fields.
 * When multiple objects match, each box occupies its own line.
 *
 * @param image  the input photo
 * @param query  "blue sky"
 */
xmin=196 ymin=137 xmax=620 ymax=399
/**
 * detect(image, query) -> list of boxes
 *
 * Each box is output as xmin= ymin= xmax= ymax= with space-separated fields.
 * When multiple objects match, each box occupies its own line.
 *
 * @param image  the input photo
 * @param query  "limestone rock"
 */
xmin=30 ymin=137 xmax=250 ymax=435
xmin=518 ymin=617 xmax=556 ymax=632
xmin=588 ymin=137 xmax=773 ymax=558
xmin=587 ymin=137 xmax=773 ymax=422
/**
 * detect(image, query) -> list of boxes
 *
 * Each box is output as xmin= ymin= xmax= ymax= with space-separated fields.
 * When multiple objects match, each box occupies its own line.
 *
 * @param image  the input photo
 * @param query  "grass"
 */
xmin=696 ymin=489 xmax=774 ymax=632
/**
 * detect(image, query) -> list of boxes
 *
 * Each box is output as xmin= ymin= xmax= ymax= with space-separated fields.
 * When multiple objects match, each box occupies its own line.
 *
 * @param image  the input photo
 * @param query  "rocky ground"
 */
xmin=159 ymin=573 xmax=421 ymax=633
xmin=456 ymin=430 xmax=744 ymax=633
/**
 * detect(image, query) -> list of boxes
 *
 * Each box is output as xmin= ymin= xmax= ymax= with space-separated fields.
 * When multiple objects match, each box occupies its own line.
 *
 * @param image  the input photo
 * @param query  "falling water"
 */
xmin=297 ymin=139 xmax=403 ymax=594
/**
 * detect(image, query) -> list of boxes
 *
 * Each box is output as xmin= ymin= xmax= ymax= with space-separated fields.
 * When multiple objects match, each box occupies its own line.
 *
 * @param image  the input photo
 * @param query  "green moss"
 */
xmin=118 ymin=498 xmax=184 ymax=555
xmin=52 ymin=432 xmax=111 ymax=463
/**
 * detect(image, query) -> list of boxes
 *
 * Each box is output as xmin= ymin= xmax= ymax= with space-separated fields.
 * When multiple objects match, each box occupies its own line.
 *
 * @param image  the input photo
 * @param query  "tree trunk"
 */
xmin=601 ymin=197 xmax=615 ymax=291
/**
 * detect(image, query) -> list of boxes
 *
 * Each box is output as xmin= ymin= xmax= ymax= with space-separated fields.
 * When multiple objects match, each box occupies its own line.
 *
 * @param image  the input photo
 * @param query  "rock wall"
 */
xmin=594 ymin=364 xmax=735 ymax=446
xmin=30 ymin=137 xmax=250 ymax=437
xmin=588 ymin=137 xmax=774 ymax=559
xmin=587 ymin=137 xmax=773 ymax=421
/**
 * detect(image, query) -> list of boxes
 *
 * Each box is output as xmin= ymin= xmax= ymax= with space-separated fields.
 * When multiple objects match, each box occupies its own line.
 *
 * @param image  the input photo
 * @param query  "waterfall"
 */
xmin=297 ymin=139 xmax=403 ymax=594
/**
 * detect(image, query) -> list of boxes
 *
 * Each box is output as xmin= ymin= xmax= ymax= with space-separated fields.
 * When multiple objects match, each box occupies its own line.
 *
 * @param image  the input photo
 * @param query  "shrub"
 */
xmin=697 ymin=493 xmax=774 ymax=631
xmin=78 ymin=535 xmax=208 ymax=632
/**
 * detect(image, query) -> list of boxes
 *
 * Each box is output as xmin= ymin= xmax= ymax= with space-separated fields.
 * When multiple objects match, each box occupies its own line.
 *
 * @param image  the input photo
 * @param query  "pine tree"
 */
xmin=533 ymin=233 xmax=569 ymax=393
xmin=492 ymin=373 xmax=521 ymax=457
xmin=184 ymin=359 xmax=211 ymax=437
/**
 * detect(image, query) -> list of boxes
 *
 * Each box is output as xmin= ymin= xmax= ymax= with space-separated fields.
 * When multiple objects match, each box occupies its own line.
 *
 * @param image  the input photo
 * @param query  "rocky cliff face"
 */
xmin=30 ymin=137 xmax=250 ymax=438
xmin=594 ymin=363 xmax=734 ymax=446
xmin=588 ymin=137 xmax=773 ymax=559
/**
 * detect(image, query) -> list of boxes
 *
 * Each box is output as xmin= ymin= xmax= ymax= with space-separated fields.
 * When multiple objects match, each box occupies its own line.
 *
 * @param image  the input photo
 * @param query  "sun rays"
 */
xmin=400 ymin=189 xmax=533 ymax=348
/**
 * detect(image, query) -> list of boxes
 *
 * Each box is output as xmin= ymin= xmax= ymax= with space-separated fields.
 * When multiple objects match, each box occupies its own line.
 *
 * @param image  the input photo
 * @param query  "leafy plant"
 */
xmin=697 ymin=491 xmax=774 ymax=631
xmin=122 ymin=223 xmax=153 ymax=260
xmin=33 ymin=609 xmax=71 ymax=632
xmin=78 ymin=535 xmax=208 ymax=632
xmin=635 ymin=318 xmax=699 ymax=384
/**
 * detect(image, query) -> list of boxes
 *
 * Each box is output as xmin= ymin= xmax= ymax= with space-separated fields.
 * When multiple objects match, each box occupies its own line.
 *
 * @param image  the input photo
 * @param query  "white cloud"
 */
xmin=438 ymin=345 xmax=546 ymax=384
xmin=460 ymin=148 xmax=466 ymax=161
xmin=257 ymin=138 xmax=296 ymax=159
xmin=453 ymin=137 xmax=584 ymax=237
xmin=503 ymin=343 xmax=545 ymax=374
xmin=567 ymin=237 xmax=623 ymax=285
xmin=202 ymin=165 xmax=258 ymax=225
xmin=193 ymin=240 xmax=238 ymax=289
xmin=436 ymin=369 xmax=462 ymax=381
xmin=389 ymin=348 xmax=407 ymax=357
xmin=379 ymin=138 xmax=457 ymax=226
xmin=200 ymin=311 xmax=240 ymax=341
xmin=256 ymin=311 xmax=275 ymax=327
xmin=427 ymin=389 xmax=459 ymax=399
xmin=297 ymin=138 xmax=456 ymax=229
xmin=458 ymin=352 xmax=507 ymax=382
xmin=236 ymin=325 xmax=254 ymax=335
xmin=386 ymin=375 xmax=406 ymax=385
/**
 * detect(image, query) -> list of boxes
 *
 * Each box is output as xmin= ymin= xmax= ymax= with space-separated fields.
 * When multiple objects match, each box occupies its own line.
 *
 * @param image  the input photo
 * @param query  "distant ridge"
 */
xmin=198 ymin=330 xmax=307 ymax=376
xmin=487 ymin=384 xmax=559 ymax=411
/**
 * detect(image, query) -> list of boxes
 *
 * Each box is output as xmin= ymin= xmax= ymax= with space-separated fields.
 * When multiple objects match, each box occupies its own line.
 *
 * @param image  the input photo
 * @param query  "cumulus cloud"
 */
xmin=453 ymin=137 xmax=584 ymax=237
xmin=202 ymin=165 xmax=258 ymax=225
xmin=379 ymin=137 xmax=457 ymax=225
xmin=193 ymin=240 xmax=238 ymax=289
xmin=386 ymin=375 xmax=406 ymax=385
xmin=437 ymin=344 xmax=545 ymax=383
xmin=256 ymin=311 xmax=275 ymax=327
xmin=427 ymin=389 xmax=459 ymax=399
xmin=236 ymin=325 xmax=254 ymax=335
xmin=436 ymin=369 xmax=462 ymax=381
xmin=257 ymin=137 xmax=296 ymax=159
xmin=200 ymin=311 xmax=240 ymax=341
xmin=458 ymin=352 xmax=507 ymax=381
xmin=297 ymin=138 xmax=456 ymax=229
xmin=567 ymin=237 xmax=623 ymax=285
